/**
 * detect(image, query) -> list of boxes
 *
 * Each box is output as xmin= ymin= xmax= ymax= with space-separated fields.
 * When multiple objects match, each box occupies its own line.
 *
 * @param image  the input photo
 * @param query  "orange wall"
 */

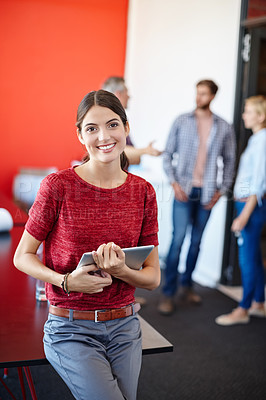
xmin=0 ymin=0 xmax=128 ymax=197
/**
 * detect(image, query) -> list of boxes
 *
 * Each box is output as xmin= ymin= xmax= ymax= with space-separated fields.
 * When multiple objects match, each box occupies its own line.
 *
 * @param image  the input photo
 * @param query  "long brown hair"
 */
xmin=76 ymin=90 xmax=129 ymax=170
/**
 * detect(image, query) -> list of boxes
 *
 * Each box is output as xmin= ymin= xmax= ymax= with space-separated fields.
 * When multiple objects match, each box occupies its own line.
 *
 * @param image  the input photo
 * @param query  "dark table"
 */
xmin=0 ymin=227 xmax=172 ymax=365
xmin=0 ymin=226 xmax=172 ymax=398
xmin=0 ymin=227 xmax=49 ymax=367
xmin=0 ymin=226 xmax=48 ymax=399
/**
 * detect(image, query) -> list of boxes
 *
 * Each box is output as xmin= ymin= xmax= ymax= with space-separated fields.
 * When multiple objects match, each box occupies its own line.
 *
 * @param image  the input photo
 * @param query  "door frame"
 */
xmin=220 ymin=0 xmax=266 ymax=285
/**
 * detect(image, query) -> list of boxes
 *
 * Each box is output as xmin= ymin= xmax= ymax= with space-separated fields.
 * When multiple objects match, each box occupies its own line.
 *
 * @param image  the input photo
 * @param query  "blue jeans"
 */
xmin=163 ymin=187 xmax=211 ymax=297
xmin=44 ymin=313 xmax=142 ymax=400
xmin=236 ymin=199 xmax=266 ymax=309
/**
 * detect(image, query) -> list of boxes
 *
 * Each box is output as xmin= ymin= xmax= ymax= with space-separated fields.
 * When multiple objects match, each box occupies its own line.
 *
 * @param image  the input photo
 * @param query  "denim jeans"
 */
xmin=44 ymin=313 xmax=142 ymax=400
xmin=236 ymin=199 xmax=266 ymax=309
xmin=163 ymin=187 xmax=211 ymax=297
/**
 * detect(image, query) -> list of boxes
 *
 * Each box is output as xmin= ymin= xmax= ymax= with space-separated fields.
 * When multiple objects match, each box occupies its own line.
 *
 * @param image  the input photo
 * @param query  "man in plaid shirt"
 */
xmin=158 ymin=79 xmax=236 ymax=315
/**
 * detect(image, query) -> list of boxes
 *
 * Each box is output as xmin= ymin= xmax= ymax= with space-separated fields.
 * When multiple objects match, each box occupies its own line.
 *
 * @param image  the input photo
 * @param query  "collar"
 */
xmin=250 ymin=128 xmax=266 ymax=143
xmin=189 ymin=110 xmax=219 ymax=122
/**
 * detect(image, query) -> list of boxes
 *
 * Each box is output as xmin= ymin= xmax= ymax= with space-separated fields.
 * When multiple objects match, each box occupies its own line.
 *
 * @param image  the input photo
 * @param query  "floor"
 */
xmin=217 ymin=284 xmax=266 ymax=305
xmin=1 ymin=283 xmax=266 ymax=400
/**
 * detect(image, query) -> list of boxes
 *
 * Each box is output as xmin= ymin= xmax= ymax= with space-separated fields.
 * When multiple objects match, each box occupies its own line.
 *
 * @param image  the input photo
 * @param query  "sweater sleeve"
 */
xmin=25 ymin=173 xmax=64 ymax=241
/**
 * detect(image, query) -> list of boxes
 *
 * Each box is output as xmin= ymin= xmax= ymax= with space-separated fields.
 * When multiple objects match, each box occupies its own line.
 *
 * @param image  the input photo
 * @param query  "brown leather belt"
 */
xmin=49 ymin=303 xmax=140 ymax=322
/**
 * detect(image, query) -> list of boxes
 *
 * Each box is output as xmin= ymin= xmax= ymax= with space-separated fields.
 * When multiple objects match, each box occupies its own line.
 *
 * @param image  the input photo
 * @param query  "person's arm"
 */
xmin=204 ymin=190 xmax=222 ymax=210
xmin=231 ymin=195 xmax=257 ymax=232
xmin=163 ymin=118 xmax=179 ymax=184
xmin=163 ymin=117 xmax=187 ymax=201
xmin=14 ymin=230 xmax=112 ymax=294
xmin=125 ymin=142 xmax=162 ymax=165
xmin=204 ymin=124 xmax=236 ymax=210
xmin=232 ymin=132 xmax=266 ymax=231
xmin=172 ymin=181 xmax=188 ymax=202
xmin=92 ymin=242 xmax=161 ymax=290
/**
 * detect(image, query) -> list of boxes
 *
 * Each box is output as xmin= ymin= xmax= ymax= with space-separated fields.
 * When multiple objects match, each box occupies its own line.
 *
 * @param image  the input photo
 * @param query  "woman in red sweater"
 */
xmin=14 ymin=90 xmax=160 ymax=400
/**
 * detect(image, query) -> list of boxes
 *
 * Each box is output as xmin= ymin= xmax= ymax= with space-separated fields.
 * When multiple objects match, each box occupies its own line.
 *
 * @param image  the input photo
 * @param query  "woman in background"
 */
xmin=216 ymin=95 xmax=266 ymax=326
xmin=14 ymin=90 xmax=160 ymax=399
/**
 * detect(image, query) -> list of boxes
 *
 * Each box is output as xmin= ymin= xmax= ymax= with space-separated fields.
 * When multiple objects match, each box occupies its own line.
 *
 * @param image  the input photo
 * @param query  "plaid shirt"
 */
xmin=163 ymin=111 xmax=236 ymax=205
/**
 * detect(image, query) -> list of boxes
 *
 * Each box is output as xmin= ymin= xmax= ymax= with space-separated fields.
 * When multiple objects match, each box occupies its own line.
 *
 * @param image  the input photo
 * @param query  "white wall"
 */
xmin=125 ymin=0 xmax=242 ymax=287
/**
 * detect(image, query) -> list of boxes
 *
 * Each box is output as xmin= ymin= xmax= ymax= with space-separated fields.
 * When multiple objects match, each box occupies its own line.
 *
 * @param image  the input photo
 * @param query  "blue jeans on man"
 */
xmin=163 ymin=187 xmax=211 ymax=297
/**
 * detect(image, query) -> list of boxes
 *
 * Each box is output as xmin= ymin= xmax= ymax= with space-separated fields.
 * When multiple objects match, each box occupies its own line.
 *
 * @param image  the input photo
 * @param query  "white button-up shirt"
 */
xmin=234 ymin=128 xmax=266 ymax=205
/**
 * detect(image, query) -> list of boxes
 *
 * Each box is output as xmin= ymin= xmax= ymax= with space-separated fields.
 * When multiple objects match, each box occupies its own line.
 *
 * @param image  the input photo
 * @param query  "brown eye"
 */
xmin=87 ymin=127 xmax=97 ymax=133
xmin=109 ymin=122 xmax=119 ymax=128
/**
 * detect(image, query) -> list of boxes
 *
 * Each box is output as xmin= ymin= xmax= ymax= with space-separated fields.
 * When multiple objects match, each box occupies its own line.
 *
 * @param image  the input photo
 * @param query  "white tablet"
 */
xmin=77 ymin=245 xmax=154 ymax=270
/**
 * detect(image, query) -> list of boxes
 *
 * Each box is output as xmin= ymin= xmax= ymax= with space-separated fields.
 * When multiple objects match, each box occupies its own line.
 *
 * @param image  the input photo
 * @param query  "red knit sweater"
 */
xmin=25 ymin=167 xmax=159 ymax=310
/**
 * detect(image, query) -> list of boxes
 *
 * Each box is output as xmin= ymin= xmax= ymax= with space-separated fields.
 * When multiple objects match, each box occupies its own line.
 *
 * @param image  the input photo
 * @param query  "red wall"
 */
xmin=0 ymin=0 xmax=129 ymax=197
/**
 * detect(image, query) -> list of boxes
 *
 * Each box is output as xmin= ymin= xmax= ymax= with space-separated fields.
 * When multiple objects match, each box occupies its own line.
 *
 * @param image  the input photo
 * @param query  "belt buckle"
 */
xmin=94 ymin=310 xmax=100 ymax=323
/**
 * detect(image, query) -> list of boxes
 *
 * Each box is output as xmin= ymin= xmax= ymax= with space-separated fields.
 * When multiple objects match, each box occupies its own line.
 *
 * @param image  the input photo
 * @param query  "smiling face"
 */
xmin=78 ymin=105 xmax=129 ymax=165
